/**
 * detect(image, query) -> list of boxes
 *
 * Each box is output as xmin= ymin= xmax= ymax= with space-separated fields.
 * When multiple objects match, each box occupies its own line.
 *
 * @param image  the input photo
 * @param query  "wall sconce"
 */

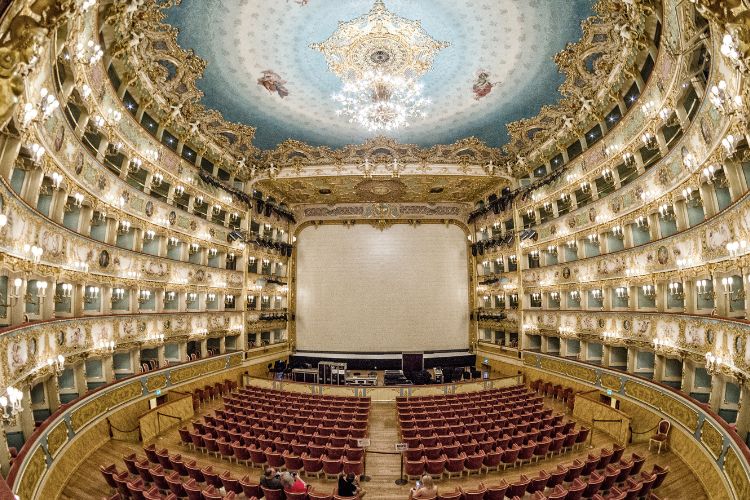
xmin=721 ymin=137 xmax=737 ymax=160
xmin=28 ymin=143 xmax=45 ymax=164
xmin=227 ymin=252 xmax=235 ymax=262
xmin=168 ymin=237 xmax=179 ymax=247
xmin=138 ymin=290 xmax=152 ymax=304
xmin=130 ymin=158 xmax=143 ymax=173
xmin=144 ymin=148 xmax=159 ymax=162
xmin=705 ymin=351 xmax=724 ymax=375
xmin=186 ymin=292 xmax=197 ymax=304
xmin=587 ymin=233 xmax=599 ymax=243
xmin=230 ymin=212 xmax=239 ymax=221
xmin=50 ymin=172 xmax=63 ymax=190
xmin=152 ymin=172 xmax=163 ymax=187
xmin=84 ymin=286 xmax=100 ymax=303
xmin=604 ymin=144 xmax=619 ymax=158
xmin=529 ymin=250 xmax=539 ymax=261
xmin=165 ymin=291 xmax=176 ymax=302
xmin=189 ymin=243 xmax=200 ymax=254
xmin=569 ymin=290 xmax=580 ymax=301
xmin=611 ymin=225 xmax=624 ymax=239
xmin=622 ymin=152 xmax=635 ymax=168
xmin=682 ymin=151 xmax=698 ymax=171
xmin=509 ymin=294 xmax=519 ymax=308
xmin=21 ymin=87 xmax=59 ymax=128
xmin=635 ymin=216 xmax=648 ymax=229
xmin=709 ymin=80 xmax=743 ymax=115
xmin=602 ymin=331 xmax=619 ymax=341
xmin=550 ymin=291 xmax=560 ymax=302
xmin=591 ymin=289 xmax=603 ymax=300
xmin=94 ymin=339 xmax=115 ymax=353
xmin=658 ymin=107 xmax=675 ymax=124
xmin=0 ymin=386 xmax=23 ymax=423
xmin=53 ymin=283 xmax=72 ymax=303
xmin=579 ymin=181 xmax=590 ymax=193
xmin=195 ymin=196 xmax=204 ymax=206
xmin=117 ymin=220 xmax=131 ymax=233
xmin=696 ymin=279 xmax=713 ymax=298
xmin=641 ymin=132 xmax=657 ymax=150
xmin=213 ymin=204 xmax=222 ymax=215
xmin=601 ymin=168 xmax=613 ymax=182
xmin=174 ymin=185 xmax=185 ymax=196
xmin=658 ymin=204 xmax=675 ymax=221
xmin=146 ymin=332 xmax=165 ymax=343
xmin=641 ymin=100 xmax=657 ymax=118
xmin=207 ymin=293 xmax=216 ymax=302
xmin=560 ymin=192 xmax=570 ymax=203
xmin=144 ymin=230 xmax=155 ymax=240
xmin=668 ymin=282 xmax=684 ymax=299
xmin=616 ymin=286 xmax=629 ymax=299
xmin=653 ymin=337 xmax=673 ymax=353
xmin=208 ymin=248 xmax=217 ymax=257
xmin=23 ymin=244 xmax=43 ymax=263
xmin=47 ymin=354 xmax=65 ymax=375
xmin=543 ymin=202 xmax=552 ymax=212
xmin=111 ymin=288 xmax=125 ymax=302
xmin=641 ymin=284 xmax=656 ymax=298
xmin=72 ymin=192 xmax=84 ymax=208
xmin=722 ymin=276 xmax=745 ymax=301
xmin=546 ymin=245 xmax=557 ymax=255
xmin=727 ymin=240 xmax=749 ymax=257
xmin=526 ymin=209 xmax=536 ymax=221
xmin=566 ymin=240 xmax=577 ymax=249
xmin=225 ymin=294 xmax=235 ymax=304
xmin=508 ymin=255 xmax=517 ymax=264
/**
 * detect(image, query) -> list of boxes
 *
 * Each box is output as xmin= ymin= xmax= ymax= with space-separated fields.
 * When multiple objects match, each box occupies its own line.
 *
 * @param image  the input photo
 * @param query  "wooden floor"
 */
xmin=60 ymin=395 xmax=707 ymax=500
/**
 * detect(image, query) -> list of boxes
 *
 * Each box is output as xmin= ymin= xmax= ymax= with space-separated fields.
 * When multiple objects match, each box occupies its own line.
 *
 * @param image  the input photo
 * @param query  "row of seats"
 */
xmin=236 ymin=387 xmax=370 ymax=407
xmin=396 ymin=385 xmax=531 ymax=404
xmin=403 ymin=427 xmax=593 ymax=473
xmin=435 ymin=449 xmax=668 ymax=500
xmin=192 ymin=380 xmax=239 ymax=410
xmin=101 ymin=447 xmax=360 ymax=500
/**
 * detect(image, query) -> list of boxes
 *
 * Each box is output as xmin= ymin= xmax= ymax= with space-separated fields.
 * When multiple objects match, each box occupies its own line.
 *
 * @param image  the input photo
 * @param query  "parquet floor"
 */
xmin=60 ymin=395 xmax=707 ymax=500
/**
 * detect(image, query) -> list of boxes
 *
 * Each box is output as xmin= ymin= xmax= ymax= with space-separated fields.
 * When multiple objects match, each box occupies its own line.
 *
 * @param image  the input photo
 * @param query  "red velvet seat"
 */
xmin=302 ymin=453 xmax=324 ymax=478
xmin=651 ymin=464 xmax=669 ymax=490
xmin=445 ymin=452 xmax=467 ymax=478
xmin=220 ymin=470 xmax=242 ymax=495
xmin=322 ymin=455 xmax=343 ymax=479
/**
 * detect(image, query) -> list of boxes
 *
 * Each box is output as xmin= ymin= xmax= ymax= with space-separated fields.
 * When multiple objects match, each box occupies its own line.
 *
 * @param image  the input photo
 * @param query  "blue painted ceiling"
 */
xmin=164 ymin=0 xmax=595 ymax=150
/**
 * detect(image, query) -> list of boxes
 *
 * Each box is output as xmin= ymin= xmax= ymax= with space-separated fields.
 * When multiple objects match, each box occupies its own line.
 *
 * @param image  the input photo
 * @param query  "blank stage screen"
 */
xmin=295 ymin=224 xmax=469 ymax=353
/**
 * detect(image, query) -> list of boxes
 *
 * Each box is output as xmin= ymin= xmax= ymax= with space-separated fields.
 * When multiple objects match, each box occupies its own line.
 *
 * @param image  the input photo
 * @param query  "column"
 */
xmin=45 ymin=375 xmax=61 ymax=414
xmin=19 ymin=385 xmax=35 ymax=441
xmin=74 ymin=361 xmax=87 ymax=397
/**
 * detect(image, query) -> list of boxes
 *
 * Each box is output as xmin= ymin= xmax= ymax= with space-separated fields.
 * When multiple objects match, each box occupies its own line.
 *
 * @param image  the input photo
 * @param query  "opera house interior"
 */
xmin=2 ymin=0 xmax=750 ymax=499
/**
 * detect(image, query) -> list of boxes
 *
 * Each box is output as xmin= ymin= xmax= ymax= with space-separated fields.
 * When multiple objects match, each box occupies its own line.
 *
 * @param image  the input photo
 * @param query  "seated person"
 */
xmin=280 ymin=471 xmax=307 ymax=493
xmin=337 ymin=472 xmax=365 ymax=498
xmin=409 ymin=474 xmax=437 ymax=499
xmin=260 ymin=467 xmax=282 ymax=490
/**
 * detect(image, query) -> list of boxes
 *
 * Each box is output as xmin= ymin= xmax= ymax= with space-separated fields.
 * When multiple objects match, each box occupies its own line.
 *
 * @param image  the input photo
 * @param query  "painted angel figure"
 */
xmin=472 ymin=70 xmax=501 ymax=100
xmin=257 ymin=70 xmax=289 ymax=99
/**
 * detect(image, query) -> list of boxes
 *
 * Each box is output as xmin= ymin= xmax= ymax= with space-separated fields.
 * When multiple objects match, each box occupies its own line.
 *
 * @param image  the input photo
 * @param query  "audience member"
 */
xmin=337 ymin=472 xmax=366 ymax=498
xmin=409 ymin=474 xmax=437 ymax=499
xmin=280 ymin=471 xmax=307 ymax=493
xmin=260 ymin=467 xmax=282 ymax=490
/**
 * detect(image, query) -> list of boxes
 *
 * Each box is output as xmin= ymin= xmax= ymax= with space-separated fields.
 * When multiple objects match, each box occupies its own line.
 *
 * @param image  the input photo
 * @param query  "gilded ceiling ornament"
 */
xmin=310 ymin=0 xmax=449 ymax=81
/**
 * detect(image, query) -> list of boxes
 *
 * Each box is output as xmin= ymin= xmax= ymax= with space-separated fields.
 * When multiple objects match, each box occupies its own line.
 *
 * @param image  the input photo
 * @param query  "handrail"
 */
xmin=106 ymin=418 xmax=141 ymax=439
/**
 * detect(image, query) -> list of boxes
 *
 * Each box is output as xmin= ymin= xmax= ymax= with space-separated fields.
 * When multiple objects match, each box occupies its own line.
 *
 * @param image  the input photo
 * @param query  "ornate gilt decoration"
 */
xmin=310 ymin=0 xmax=449 ymax=81
xmin=96 ymin=0 xmax=654 ymax=180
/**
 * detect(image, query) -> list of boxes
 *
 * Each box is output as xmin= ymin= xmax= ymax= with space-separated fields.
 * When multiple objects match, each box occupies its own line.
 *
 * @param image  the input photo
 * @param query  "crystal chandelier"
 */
xmin=332 ymin=71 xmax=431 ymax=132
xmin=313 ymin=1 xmax=448 ymax=132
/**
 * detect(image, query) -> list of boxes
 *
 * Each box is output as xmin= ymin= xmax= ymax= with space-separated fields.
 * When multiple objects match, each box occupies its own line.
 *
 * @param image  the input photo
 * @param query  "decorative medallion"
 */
xmin=98 ymin=249 xmax=110 ymax=268
xmin=168 ymin=210 xmax=177 ymax=225
xmin=657 ymin=245 xmax=669 ymax=266
xmin=562 ymin=267 xmax=571 ymax=280
xmin=311 ymin=0 xmax=449 ymax=81
xmin=354 ymin=178 xmax=407 ymax=200
xmin=145 ymin=201 xmax=154 ymax=217
xmin=706 ymin=329 xmax=714 ymax=345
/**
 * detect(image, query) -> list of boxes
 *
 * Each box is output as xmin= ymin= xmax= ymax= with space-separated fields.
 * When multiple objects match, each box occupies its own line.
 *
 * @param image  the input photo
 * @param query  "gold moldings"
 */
xmin=724 ymin=446 xmax=750 ymax=500
xmin=523 ymin=352 xmax=539 ymax=366
xmin=45 ymin=420 xmax=69 ymax=458
xmin=146 ymin=374 xmax=167 ymax=393
xmin=600 ymin=373 xmax=622 ymax=392
xmin=623 ymin=381 xmax=698 ymax=432
xmin=539 ymin=357 xmax=597 ymax=384
xmin=16 ymin=446 xmax=46 ymax=500
xmin=228 ymin=353 xmax=243 ymax=367
xmin=700 ymin=420 xmax=724 ymax=459
xmin=170 ymin=358 xmax=225 ymax=385
xmin=70 ymin=381 xmax=142 ymax=432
